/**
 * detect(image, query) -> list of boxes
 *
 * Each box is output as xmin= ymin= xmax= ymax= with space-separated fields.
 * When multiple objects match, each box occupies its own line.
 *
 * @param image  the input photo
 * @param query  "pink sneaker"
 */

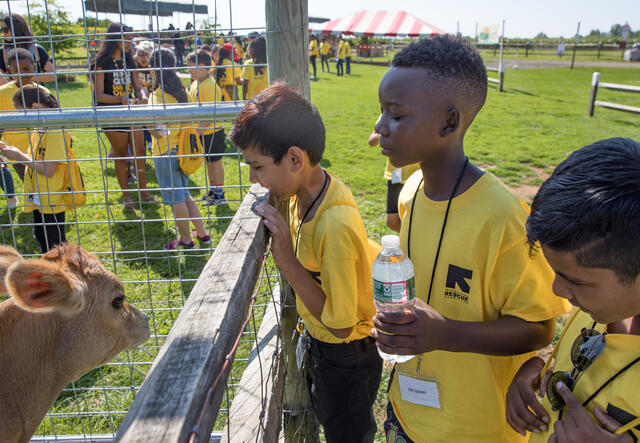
xmin=163 ymin=238 xmax=195 ymax=250
xmin=192 ymin=231 xmax=211 ymax=245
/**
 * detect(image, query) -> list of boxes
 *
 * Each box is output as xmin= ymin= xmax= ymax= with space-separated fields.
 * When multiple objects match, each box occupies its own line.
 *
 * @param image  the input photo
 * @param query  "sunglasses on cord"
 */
xmin=546 ymin=327 xmax=607 ymax=411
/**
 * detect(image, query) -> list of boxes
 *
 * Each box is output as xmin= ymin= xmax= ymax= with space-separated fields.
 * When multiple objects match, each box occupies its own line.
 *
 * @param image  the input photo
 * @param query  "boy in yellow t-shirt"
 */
xmin=344 ymin=39 xmax=352 ymax=75
xmin=0 ymin=85 xmax=73 ymax=253
xmin=319 ymin=36 xmax=330 ymax=73
xmin=309 ymin=34 xmax=319 ymax=79
xmin=506 ymin=138 xmax=640 ymax=443
xmin=230 ymin=82 xmax=382 ymax=442
xmin=336 ymin=36 xmax=345 ymax=76
xmin=371 ymin=36 xmax=569 ymax=443
xmin=186 ymin=49 xmax=228 ymax=206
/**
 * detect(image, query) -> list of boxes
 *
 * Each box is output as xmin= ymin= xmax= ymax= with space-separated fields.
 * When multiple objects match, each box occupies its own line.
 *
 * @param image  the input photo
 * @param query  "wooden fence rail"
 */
xmin=486 ymin=64 xmax=505 ymax=92
xmin=116 ymin=184 xmax=270 ymax=443
xmin=588 ymin=72 xmax=640 ymax=117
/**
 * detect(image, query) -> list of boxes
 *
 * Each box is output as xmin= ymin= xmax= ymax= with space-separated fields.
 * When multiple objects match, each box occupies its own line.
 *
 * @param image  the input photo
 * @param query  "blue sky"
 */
xmin=6 ymin=0 xmax=639 ymax=38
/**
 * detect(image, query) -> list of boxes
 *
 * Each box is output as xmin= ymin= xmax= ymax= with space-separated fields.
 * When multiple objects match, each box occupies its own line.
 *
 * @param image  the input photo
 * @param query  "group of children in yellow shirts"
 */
xmin=309 ymin=34 xmax=351 ymax=78
xmin=0 ymin=28 xmax=270 ymax=253
xmin=233 ymin=35 xmax=640 ymax=443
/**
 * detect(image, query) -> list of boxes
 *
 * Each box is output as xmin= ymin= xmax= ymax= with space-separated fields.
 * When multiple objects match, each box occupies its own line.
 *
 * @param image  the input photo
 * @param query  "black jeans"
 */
xmin=306 ymin=335 xmax=382 ymax=443
xmin=309 ymin=55 xmax=317 ymax=77
xmin=336 ymin=59 xmax=344 ymax=76
xmin=346 ymin=56 xmax=351 ymax=74
xmin=33 ymin=210 xmax=66 ymax=253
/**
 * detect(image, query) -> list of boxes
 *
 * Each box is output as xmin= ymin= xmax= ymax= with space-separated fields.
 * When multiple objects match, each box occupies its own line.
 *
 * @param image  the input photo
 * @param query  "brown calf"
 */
xmin=0 ymin=243 xmax=150 ymax=443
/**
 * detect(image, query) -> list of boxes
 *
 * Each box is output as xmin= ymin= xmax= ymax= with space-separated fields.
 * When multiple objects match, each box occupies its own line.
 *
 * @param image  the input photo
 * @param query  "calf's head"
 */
xmin=2 ymin=243 xmax=150 ymax=372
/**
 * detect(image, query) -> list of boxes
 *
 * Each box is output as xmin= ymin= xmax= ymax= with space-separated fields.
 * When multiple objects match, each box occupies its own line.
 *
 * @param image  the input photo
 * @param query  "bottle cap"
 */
xmin=381 ymin=234 xmax=400 ymax=249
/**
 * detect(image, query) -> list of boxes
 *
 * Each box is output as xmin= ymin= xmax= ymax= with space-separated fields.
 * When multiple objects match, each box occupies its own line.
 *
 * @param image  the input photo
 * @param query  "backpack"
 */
xmin=177 ymin=124 xmax=204 ymax=175
xmin=62 ymin=134 xmax=87 ymax=207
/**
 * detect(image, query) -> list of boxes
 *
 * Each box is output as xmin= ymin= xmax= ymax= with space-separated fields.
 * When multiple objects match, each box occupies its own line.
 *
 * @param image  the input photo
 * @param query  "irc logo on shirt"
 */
xmin=444 ymin=264 xmax=473 ymax=303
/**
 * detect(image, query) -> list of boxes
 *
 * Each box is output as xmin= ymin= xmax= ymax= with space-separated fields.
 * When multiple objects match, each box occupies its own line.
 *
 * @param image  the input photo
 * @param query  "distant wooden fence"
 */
xmin=487 ymin=64 xmax=505 ymax=92
xmin=588 ymin=72 xmax=640 ymax=116
xmin=116 ymin=184 xmax=278 ymax=442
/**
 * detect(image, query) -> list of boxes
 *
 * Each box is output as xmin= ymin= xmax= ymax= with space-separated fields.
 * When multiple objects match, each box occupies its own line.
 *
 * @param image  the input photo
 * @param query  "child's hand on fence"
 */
xmin=548 ymin=382 xmax=633 ymax=443
xmin=372 ymin=298 xmax=449 ymax=355
xmin=256 ymin=202 xmax=295 ymax=269
xmin=506 ymin=356 xmax=549 ymax=436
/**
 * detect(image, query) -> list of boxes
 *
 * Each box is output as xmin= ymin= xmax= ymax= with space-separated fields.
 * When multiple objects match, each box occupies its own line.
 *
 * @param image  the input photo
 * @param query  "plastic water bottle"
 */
xmin=372 ymin=234 xmax=416 ymax=364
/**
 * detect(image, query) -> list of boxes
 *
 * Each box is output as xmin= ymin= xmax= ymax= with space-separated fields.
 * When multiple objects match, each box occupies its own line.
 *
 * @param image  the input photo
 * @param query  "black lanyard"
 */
xmin=407 ymin=157 xmax=468 ymax=305
xmin=294 ymin=170 xmax=329 ymax=256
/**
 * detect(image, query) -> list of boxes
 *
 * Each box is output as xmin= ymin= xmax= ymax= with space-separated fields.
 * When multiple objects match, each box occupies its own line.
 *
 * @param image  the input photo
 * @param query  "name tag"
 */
xmin=28 ymin=194 xmax=41 ymax=206
xmin=398 ymin=374 xmax=440 ymax=409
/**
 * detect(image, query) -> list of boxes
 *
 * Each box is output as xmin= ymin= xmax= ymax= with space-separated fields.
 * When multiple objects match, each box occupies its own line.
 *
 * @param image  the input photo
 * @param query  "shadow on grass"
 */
xmin=505 ymin=88 xmax=538 ymax=97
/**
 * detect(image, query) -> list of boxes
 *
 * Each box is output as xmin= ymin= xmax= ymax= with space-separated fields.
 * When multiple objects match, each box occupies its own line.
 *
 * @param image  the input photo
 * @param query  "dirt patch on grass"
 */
xmin=480 ymin=165 xmax=550 ymax=203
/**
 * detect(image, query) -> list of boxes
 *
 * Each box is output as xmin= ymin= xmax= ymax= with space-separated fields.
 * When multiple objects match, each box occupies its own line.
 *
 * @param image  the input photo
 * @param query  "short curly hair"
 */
xmin=393 ymin=35 xmax=487 ymax=123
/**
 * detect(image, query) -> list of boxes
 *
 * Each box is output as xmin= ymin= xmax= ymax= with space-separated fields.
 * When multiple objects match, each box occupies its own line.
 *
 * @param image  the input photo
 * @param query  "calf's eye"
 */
xmin=112 ymin=295 xmax=125 ymax=309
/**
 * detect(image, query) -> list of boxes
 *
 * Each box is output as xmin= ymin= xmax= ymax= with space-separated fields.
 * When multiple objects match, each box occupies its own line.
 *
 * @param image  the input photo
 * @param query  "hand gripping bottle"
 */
xmin=372 ymin=234 xmax=416 ymax=363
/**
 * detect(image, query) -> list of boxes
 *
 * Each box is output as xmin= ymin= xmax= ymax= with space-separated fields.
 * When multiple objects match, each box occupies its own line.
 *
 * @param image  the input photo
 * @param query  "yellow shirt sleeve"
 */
xmin=316 ymin=206 xmax=366 ymax=329
xmin=489 ymin=231 xmax=571 ymax=321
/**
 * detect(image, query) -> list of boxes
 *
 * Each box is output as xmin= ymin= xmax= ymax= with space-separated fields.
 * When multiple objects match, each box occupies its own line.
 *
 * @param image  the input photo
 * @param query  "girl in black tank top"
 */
xmin=91 ymin=23 xmax=155 ymax=208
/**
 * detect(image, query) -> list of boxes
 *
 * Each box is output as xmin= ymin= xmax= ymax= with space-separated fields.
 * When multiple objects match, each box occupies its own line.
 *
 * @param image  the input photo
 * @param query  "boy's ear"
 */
xmin=5 ymin=259 xmax=86 ymax=314
xmin=440 ymin=108 xmax=460 ymax=137
xmin=286 ymin=146 xmax=305 ymax=173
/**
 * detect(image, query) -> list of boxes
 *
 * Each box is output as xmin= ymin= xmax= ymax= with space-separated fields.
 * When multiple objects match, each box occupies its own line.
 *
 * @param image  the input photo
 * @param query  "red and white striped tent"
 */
xmin=309 ymin=10 xmax=446 ymax=37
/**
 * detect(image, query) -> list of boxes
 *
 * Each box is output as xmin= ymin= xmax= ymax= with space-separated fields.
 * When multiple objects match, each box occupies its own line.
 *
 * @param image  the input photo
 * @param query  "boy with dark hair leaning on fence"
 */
xmin=230 ymin=81 xmax=382 ymax=443
xmin=506 ymin=137 xmax=640 ymax=443
xmin=371 ymin=35 xmax=569 ymax=442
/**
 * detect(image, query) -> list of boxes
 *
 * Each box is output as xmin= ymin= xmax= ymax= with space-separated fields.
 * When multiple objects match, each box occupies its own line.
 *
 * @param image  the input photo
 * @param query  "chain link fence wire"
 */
xmin=0 ymin=0 xmax=282 ymax=440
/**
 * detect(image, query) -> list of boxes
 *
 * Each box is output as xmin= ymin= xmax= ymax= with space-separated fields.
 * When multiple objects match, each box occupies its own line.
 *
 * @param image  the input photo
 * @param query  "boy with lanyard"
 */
xmin=186 ymin=49 xmax=228 ymax=206
xmin=319 ymin=36 xmax=330 ymax=73
xmin=506 ymin=138 xmax=640 ymax=443
xmin=230 ymin=82 xmax=382 ymax=442
xmin=371 ymin=35 xmax=569 ymax=442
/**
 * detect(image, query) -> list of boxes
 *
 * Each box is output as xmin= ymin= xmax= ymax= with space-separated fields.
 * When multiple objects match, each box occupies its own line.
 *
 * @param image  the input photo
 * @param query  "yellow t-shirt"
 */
xmin=241 ymin=59 xmax=269 ymax=100
xmin=148 ymin=89 xmax=181 ymax=156
xmin=0 ymin=82 xmax=50 ymax=156
xmin=188 ymin=75 xmax=226 ymax=134
xmin=233 ymin=41 xmax=245 ymax=61
xmin=289 ymin=171 xmax=376 ymax=344
xmin=23 ymin=130 xmax=71 ymax=214
xmin=220 ymin=58 xmax=241 ymax=87
xmin=530 ymin=309 xmax=640 ymax=442
xmin=384 ymin=160 xmax=420 ymax=184
xmin=390 ymin=171 xmax=570 ymax=442
xmin=337 ymin=41 xmax=345 ymax=60
xmin=216 ymin=37 xmax=225 ymax=46
xmin=344 ymin=41 xmax=351 ymax=57
xmin=309 ymin=39 xmax=319 ymax=57
xmin=319 ymin=41 xmax=330 ymax=56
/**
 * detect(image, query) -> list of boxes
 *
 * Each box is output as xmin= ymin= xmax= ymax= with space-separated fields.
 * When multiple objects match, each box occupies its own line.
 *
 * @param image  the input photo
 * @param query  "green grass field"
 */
xmin=1 ymin=62 xmax=638 ymax=438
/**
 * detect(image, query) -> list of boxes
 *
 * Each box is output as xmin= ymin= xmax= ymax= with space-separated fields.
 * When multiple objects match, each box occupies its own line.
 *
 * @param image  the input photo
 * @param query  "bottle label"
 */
xmin=373 ymin=277 xmax=415 ymax=304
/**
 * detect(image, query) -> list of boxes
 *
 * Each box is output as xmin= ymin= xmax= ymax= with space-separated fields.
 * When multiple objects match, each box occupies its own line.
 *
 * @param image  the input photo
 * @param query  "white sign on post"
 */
xmin=478 ymin=24 xmax=500 ymax=44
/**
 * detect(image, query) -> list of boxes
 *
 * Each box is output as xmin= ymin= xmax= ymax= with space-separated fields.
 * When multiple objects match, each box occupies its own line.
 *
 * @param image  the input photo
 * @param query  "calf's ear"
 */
xmin=6 ymin=259 xmax=86 ymax=314
xmin=0 ymin=246 xmax=23 ymax=293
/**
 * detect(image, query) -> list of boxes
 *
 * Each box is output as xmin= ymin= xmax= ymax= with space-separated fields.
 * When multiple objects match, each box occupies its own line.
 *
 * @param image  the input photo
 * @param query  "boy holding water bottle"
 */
xmin=371 ymin=35 xmax=569 ymax=442
xmin=229 ymin=81 xmax=382 ymax=442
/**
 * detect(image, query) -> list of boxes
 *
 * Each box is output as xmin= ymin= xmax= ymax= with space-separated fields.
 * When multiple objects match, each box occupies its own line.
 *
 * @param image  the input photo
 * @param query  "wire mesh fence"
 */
xmin=0 ymin=0 xmax=288 ymax=440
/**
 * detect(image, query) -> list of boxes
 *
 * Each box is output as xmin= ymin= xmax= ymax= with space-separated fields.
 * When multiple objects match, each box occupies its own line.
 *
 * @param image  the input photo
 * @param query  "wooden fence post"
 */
xmin=571 ymin=21 xmax=580 ymax=69
xmin=588 ymin=72 xmax=600 ymax=117
xmin=265 ymin=1 xmax=319 ymax=442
